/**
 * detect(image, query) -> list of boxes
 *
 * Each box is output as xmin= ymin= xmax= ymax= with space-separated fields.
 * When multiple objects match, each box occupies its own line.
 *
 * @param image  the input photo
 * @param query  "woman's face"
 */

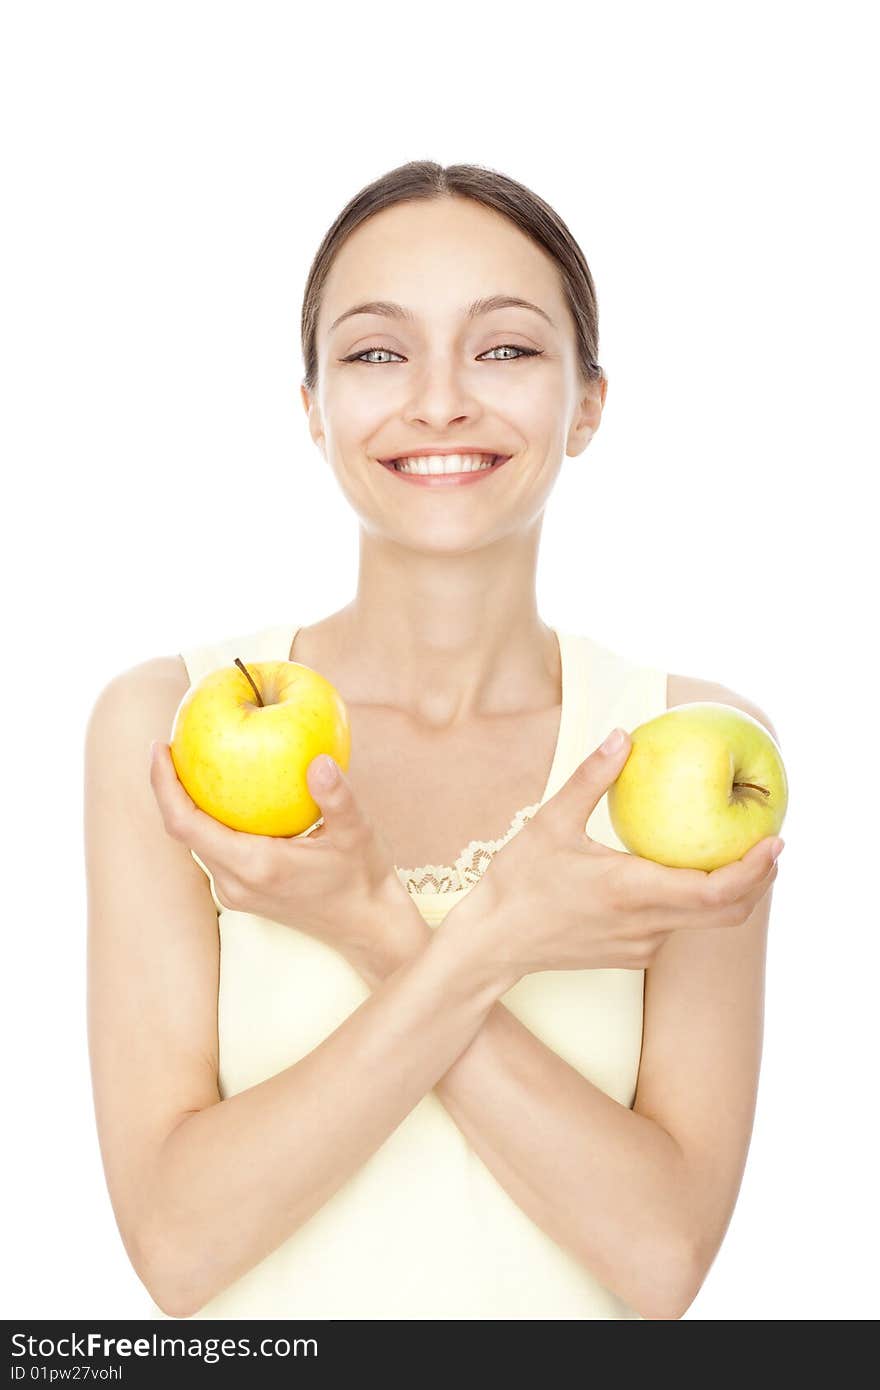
xmin=302 ymin=195 xmax=605 ymax=551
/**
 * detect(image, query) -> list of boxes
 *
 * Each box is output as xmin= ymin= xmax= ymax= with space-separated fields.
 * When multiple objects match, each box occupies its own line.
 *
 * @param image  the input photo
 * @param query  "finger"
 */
xmin=304 ymin=755 xmax=368 ymax=849
xmin=545 ymin=728 xmax=633 ymax=833
xmin=150 ymin=740 xmax=270 ymax=879
xmin=700 ymin=835 xmax=783 ymax=909
xmin=627 ymin=834 xmax=782 ymax=914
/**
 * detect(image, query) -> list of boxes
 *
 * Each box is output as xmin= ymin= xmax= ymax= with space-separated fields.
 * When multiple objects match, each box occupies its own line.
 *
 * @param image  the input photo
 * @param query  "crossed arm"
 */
xmin=155 ymin=885 xmax=700 ymax=1321
xmin=88 ymin=663 xmax=772 ymax=1322
xmin=347 ymin=888 xmax=721 ymax=1323
xmin=346 ymin=678 xmax=778 ymax=1322
xmin=150 ymin=871 xmax=769 ymax=1321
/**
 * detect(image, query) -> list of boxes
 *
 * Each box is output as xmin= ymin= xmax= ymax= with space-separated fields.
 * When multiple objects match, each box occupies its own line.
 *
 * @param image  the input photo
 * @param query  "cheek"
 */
xmin=322 ymin=382 xmax=387 ymax=440
xmin=506 ymin=383 xmax=567 ymax=441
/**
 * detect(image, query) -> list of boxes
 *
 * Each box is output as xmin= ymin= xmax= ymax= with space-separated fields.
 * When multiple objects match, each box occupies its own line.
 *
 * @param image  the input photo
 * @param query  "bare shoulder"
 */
xmin=666 ymin=672 xmax=781 ymax=746
xmin=84 ymin=648 xmax=206 ymax=899
xmin=85 ymin=653 xmax=192 ymax=780
xmin=87 ymin=652 xmax=190 ymax=724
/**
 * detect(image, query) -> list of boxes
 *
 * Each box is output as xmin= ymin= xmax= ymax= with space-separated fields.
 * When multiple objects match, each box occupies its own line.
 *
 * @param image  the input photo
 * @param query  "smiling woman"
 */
xmin=84 ymin=158 xmax=782 ymax=1323
xmin=295 ymin=181 xmax=608 ymax=559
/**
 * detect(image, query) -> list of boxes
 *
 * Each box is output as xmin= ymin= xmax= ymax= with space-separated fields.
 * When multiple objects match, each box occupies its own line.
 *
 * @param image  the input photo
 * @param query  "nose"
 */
xmin=403 ymin=354 xmax=482 ymax=431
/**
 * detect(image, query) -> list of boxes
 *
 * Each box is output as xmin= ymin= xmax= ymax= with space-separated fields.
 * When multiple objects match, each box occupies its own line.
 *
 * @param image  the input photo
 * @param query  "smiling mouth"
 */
xmin=379 ymin=455 xmax=511 ymax=477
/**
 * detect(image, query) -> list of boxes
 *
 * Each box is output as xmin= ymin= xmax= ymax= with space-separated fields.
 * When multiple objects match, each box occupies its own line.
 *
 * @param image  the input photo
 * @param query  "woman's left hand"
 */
xmin=149 ymin=742 xmax=427 ymax=977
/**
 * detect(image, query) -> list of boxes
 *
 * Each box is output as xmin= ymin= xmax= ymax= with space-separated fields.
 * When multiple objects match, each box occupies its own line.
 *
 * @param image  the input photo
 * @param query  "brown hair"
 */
xmin=300 ymin=159 xmax=605 ymax=394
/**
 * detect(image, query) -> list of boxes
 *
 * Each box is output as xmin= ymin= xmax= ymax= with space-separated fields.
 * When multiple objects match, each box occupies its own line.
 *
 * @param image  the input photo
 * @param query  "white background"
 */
xmin=2 ymin=0 xmax=877 ymax=1321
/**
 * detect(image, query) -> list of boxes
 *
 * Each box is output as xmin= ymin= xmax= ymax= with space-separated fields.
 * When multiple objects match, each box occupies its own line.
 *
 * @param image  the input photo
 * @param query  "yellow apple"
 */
xmin=170 ymin=657 xmax=351 ymax=836
xmin=607 ymin=701 xmax=788 ymax=871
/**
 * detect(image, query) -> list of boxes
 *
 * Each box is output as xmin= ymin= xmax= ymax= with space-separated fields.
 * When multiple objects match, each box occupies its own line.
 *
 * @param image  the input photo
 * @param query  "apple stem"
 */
xmin=733 ymin=781 xmax=769 ymax=797
xmin=235 ymin=657 xmax=264 ymax=707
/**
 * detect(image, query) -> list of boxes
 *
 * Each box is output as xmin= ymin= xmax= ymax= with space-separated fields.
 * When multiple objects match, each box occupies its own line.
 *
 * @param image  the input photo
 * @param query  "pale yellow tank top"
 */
xmin=150 ymin=621 xmax=667 ymax=1321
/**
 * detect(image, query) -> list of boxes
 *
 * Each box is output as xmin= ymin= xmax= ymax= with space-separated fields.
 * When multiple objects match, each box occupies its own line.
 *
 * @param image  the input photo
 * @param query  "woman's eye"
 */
xmin=342 ymin=345 xmax=543 ymax=365
xmin=480 ymin=345 xmax=542 ymax=361
xmin=345 ymin=348 xmax=406 ymax=364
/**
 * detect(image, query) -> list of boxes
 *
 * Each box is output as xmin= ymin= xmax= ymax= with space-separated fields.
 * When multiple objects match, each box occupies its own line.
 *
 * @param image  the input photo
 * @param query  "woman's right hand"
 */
xmin=460 ymin=728 xmax=782 ymax=983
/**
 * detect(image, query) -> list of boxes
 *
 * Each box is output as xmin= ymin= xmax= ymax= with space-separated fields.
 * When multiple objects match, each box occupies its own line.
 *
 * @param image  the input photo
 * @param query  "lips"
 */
xmin=378 ymin=455 xmax=508 ymax=472
xmin=379 ymin=452 xmax=505 ymax=467
xmin=379 ymin=455 xmax=512 ymax=486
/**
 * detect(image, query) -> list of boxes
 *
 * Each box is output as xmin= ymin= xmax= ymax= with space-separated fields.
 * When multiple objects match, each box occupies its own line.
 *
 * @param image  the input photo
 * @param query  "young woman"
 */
xmin=84 ymin=160 xmax=783 ymax=1322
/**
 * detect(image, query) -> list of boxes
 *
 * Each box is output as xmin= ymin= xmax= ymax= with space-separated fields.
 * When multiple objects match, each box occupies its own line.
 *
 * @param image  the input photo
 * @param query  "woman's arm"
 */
xmin=89 ymin=658 xmax=771 ymax=1321
xmin=86 ymin=660 xmax=514 ymax=1321
xmin=356 ymin=681 xmax=780 ymax=1322
xmin=357 ymin=898 xmax=698 ymax=1322
xmin=153 ymin=916 xmax=508 ymax=1319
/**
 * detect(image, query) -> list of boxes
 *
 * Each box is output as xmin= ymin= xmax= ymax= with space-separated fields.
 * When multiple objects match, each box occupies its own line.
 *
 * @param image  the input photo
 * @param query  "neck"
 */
xmin=304 ymin=523 xmax=560 ymax=728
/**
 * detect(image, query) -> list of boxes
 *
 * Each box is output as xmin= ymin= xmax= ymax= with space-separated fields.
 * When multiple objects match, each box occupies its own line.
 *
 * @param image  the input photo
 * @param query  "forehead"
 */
xmin=318 ymin=197 xmax=567 ymax=336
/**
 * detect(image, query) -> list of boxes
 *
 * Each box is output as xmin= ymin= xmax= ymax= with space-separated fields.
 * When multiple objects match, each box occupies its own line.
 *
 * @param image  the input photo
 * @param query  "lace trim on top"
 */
xmin=394 ymin=801 xmax=542 ymax=896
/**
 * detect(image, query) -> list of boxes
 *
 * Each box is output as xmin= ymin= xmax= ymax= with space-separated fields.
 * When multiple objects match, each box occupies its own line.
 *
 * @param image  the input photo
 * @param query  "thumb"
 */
xmin=544 ymin=727 xmax=632 ymax=827
xmin=305 ymin=754 xmax=363 ymax=840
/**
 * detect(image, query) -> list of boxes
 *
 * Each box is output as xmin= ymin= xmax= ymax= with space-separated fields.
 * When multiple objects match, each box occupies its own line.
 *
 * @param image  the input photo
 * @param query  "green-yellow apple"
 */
xmin=607 ymin=701 xmax=788 ymax=871
xmin=170 ymin=657 xmax=351 ymax=836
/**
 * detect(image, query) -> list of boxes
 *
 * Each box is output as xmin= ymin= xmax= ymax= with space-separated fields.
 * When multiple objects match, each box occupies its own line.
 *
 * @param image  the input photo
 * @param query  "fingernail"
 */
xmin=311 ymin=754 xmax=338 ymax=789
xmin=772 ymin=838 xmax=785 ymax=861
xmin=601 ymin=728 xmax=626 ymax=754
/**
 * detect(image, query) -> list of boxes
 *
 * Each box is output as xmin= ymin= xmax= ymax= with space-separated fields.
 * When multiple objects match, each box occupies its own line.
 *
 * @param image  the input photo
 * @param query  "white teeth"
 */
xmin=390 ymin=453 xmax=501 ymax=475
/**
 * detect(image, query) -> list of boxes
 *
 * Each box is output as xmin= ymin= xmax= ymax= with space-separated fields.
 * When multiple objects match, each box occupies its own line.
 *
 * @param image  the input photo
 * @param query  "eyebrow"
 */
xmin=327 ymin=293 xmax=557 ymax=335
